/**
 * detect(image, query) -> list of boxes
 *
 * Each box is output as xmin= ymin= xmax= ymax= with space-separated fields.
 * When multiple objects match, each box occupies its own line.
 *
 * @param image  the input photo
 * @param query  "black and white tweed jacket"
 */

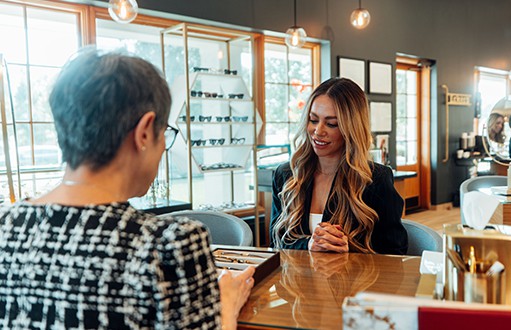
xmin=0 ymin=201 xmax=221 ymax=329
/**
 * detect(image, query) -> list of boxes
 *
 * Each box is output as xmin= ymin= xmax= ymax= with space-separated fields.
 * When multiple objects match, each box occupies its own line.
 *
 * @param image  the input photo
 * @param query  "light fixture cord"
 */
xmin=294 ymin=0 xmax=297 ymax=27
xmin=359 ymin=0 xmax=362 ymax=9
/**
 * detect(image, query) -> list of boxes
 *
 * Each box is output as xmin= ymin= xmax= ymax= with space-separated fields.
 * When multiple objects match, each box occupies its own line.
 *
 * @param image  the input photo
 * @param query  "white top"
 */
xmin=309 ymin=213 xmax=323 ymax=233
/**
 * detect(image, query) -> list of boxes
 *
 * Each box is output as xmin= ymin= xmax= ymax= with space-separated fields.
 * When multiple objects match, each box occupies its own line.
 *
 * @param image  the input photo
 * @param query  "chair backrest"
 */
xmin=166 ymin=210 xmax=253 ymax=246
xmin=402 ymin=219 xmax=443 ymax=256
xmin=459 ymin=175 xmax=507 ymax=224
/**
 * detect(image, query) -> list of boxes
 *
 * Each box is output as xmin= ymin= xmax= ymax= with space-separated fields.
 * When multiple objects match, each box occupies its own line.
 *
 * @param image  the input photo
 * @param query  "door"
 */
xmin=396 ymin=59 xmax=431 ymax=211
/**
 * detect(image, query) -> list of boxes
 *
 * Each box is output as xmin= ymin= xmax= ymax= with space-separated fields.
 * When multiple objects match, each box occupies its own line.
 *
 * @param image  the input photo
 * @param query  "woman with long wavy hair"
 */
xmin=487 ymin=112 xmax=505 ymax=144
xmin=270 ymin=78 xmax=407 ymax=254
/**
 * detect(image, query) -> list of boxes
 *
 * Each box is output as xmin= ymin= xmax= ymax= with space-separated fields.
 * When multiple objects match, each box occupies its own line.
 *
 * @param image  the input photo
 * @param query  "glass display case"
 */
xmin=160 ymin=23 xmax=262 ymax=243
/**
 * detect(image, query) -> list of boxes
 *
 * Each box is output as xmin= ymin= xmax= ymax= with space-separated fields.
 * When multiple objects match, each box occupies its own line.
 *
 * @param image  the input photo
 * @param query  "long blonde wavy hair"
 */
xmin=273 ymin=78 xmax=378 ymax=253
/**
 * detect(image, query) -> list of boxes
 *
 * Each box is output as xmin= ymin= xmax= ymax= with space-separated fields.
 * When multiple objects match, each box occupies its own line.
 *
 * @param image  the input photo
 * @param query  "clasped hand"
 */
xmin=308 ymin=223 xmax=349 ymax=253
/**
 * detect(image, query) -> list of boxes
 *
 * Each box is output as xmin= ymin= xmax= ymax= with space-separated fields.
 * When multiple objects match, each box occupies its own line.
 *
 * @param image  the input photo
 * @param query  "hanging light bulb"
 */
xmin=350 ymin=0 xmax=371 ymax=30
xmin=285 ymin=0 xmax=307 ymax=48
xmin=285 ymin=27 xmax=307 ymax=48
xmin=108 ymin=0 xmax=138 ymax=24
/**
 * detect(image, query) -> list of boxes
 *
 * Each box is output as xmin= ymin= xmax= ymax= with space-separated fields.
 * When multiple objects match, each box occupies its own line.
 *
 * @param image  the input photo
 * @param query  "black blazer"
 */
xmin=270 ymin=162 xmax=408 ymax=255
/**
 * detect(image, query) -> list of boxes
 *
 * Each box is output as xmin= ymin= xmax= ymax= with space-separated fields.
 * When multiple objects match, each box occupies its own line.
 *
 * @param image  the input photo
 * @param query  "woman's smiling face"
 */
xmin=307 ymin=94 xmax=344 ymax=160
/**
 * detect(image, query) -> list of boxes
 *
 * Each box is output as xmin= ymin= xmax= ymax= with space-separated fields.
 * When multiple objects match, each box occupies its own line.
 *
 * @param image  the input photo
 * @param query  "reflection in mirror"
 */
xmin=487 ymin=113 xmax=505 ymax=144
xmin=486 ymin=96 xmax=511 ymax=161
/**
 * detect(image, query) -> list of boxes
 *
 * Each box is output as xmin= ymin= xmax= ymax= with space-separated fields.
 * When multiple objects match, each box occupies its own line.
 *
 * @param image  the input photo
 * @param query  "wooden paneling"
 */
xmin=405 ymin=176 xmax=420 ymax=198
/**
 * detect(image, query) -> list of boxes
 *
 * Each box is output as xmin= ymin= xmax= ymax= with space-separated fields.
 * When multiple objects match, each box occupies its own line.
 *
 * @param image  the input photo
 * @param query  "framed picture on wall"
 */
xmin=337 ymin=56 xmax=365 ymax=91
xmin=368 ymin=61 xmax=392 ymax=95
xmin=370 ymin=101 xmax=392 ymax=132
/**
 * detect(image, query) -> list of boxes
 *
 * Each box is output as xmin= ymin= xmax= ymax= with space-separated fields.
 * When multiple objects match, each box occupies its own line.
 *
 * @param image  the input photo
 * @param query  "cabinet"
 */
xmin=161 ymin=23 xmax=262 ymax=244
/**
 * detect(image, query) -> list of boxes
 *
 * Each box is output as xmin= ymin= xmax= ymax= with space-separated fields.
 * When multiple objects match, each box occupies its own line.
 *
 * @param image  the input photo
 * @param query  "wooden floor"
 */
xmin=404 ymin=205 xmax=461 ymax=233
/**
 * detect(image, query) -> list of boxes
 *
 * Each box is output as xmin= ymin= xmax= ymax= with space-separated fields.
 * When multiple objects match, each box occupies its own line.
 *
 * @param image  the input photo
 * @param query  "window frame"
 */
xmin=396 ymin=62 xmax=421 ymax=169
xmin=0 ymin=0 xmax=89 ymax=201
xmin=474 ymin=66 xmax=510 ymax=136
xmin=0 ymin=1 xmax=323 ymax=204
xmin=260 ymin=36 xmax=320 ymax=146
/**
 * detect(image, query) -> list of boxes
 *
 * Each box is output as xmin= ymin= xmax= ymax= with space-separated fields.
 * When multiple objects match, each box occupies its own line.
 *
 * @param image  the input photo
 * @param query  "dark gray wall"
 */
xmin=124 ymin=0 xmax=511 ymax=205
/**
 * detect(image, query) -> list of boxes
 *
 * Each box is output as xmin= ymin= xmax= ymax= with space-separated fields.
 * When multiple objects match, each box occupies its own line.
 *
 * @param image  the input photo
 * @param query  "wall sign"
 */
xmin=446 ymin=93 xmax=471 ymax=106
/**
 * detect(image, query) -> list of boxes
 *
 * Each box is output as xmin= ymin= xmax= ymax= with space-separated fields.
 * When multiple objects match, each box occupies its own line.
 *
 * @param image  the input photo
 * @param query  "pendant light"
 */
xmin=285 ymin=0 xmax=307 ymax=48
xmin=350 ymin=0 xmax=371 ymax=30
xmin=108 ymin=0 xmax=138 ymax=24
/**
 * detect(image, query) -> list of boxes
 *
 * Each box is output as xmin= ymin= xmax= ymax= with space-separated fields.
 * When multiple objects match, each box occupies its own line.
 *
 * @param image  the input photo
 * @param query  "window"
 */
xmin=0 ymin=1 xmax=322 ymax=206
xmin=96 ymin=19 xmax=164 ymax=69
xmin=0 ymin=0 xmax=84 ymax=200
xmin=396 ymin=66 xmax=419 ymax=166
xmin=263 ymin=41 xmax=318 ymax=146
xmin=475 ymin=68 xmax=509 ymax=135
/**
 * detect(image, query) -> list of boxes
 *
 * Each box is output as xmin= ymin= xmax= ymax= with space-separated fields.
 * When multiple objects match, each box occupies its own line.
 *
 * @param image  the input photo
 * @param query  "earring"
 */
xmin=141 ymin=146 xmax=146 ymax=151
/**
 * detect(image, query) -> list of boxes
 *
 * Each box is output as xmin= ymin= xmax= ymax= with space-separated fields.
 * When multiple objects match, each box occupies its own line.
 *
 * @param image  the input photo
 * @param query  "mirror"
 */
xmin=485 ymin=96 xmax=511 ymax=161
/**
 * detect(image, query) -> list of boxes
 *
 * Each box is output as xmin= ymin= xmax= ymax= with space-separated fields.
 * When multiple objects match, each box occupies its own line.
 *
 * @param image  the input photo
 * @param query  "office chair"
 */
xmin=402 ymin=219 xmax=443 ymax=256
xmin=165 ymin=210 xmax=253 ymax=246
xmin=459 ymin=175 xmax=507 ymax=224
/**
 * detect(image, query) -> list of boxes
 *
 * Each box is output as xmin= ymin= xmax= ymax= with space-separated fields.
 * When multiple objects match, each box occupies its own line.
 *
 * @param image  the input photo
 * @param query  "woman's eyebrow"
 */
xmin=309 ymin=112 xmax=336 ymax=120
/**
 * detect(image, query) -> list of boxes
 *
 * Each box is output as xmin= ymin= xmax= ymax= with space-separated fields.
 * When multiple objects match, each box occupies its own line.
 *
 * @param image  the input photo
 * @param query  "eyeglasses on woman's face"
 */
xmin=164 ymin=125 xmax=179 ymax=150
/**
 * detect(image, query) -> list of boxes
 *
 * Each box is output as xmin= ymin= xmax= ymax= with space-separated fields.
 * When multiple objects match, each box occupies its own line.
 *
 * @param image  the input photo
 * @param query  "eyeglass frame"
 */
xmin=231 ymin=137 xmax=246 ymax=145
xmin=190 ymin=139 xmax=207 ymax=147
xmin=232 ymin=116 xmax=249 ymax=122
xmin=209 ymin=138 xmax=226 ymax=146
xmin=164 ymin=125 xmax=179 ymax=150
xmin=215 ymin=116 xmax=231 ymax=122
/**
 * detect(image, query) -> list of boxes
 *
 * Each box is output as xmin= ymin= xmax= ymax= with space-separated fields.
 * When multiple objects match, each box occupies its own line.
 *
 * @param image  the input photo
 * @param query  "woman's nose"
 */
xmin=314 ymin=123 xmax=326 ymax=136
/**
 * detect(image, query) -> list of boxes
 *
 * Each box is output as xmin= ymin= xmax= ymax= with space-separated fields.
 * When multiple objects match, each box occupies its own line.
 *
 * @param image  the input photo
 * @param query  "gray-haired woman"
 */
xmin=0 ymin=48 xmax=253 ymax=329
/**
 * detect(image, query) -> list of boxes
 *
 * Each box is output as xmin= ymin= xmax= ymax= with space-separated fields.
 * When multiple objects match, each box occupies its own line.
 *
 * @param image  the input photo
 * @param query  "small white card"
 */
xmin=419 ymin=250 xmax=444 ymax=275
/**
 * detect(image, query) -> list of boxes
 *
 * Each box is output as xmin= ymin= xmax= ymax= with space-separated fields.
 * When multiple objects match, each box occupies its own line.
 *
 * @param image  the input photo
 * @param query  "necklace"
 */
xmin=60 ymin=180 xmax=123 ymax=201
xmin=316 ymin=168 xmax=337 ymax=176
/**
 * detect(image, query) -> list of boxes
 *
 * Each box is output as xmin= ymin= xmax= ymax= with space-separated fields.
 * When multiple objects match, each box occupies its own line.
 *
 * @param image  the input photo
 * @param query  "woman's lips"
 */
xmin=312 ymin=138 xmax=330 ymax=148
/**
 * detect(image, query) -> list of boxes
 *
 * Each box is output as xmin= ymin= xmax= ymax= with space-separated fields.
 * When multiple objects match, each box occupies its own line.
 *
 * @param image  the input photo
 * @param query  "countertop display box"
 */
xmin=212 ymin=247 xmax=280 ymax=286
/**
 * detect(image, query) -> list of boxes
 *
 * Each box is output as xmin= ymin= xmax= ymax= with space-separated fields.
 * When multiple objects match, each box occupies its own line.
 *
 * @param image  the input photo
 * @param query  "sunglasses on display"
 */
xmin=232 ymin=116 xmax=249 ymax=122
xmin=209 ymin=138 xmax=226 ymax=145
xmin=190 ymin=139 xmax=207 ymax=146
xmin=228 ymin=93 xmax=244 ymax=99
xmin=230 ymin=137 xmax=246 ymax=145
xmin=215 ymin=116 xmax=231 ymax=122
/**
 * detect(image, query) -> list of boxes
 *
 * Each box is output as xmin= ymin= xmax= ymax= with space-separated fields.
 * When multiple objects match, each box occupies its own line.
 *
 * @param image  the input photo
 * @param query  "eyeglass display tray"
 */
xmin=212 ymin=247 xmax=280 ymax=286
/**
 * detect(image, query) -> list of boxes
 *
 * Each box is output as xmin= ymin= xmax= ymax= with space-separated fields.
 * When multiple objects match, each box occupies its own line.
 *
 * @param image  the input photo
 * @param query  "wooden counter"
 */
xmin=479 ymin=187 xmax=511 ymax=225
xmin=237 ymin=250 xmax=421 ymax=329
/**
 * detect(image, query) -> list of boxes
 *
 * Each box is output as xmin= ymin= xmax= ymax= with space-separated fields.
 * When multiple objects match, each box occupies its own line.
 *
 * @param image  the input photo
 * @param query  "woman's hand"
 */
xmin=309 ymin=249 xmax=349 ymax=278
xmin=218 ymin=266 xmax=255 ymax=330
xmin=308 ymin=223 xmax=349 ymax=253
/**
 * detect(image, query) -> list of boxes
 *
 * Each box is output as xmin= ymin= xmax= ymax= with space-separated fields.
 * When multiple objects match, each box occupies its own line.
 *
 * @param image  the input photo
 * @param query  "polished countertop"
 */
xmin=393 ymin=170 xmax=417 ymax=180
xmin=237 ymin=250 xmax=421 ymax=329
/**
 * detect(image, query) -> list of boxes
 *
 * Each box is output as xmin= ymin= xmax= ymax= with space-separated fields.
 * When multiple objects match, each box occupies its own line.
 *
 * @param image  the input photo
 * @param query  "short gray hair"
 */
xmin=49 ymin=47 xmax=171 ymax=170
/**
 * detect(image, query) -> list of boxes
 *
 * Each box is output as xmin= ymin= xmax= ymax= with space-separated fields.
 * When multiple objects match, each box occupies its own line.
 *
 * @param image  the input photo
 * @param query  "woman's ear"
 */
xmin=133 ymin=111 xmax=157 ymax=152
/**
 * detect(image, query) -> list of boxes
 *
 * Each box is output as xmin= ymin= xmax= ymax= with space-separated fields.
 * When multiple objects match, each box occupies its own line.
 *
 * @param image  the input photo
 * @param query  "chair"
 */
xmin=459 ymin=175 xmax=507 ymax=224
xmin=402 ymin=219 xmax=443 ymax=256
xmin=166 ymin=210 xmax=253 ymax=246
